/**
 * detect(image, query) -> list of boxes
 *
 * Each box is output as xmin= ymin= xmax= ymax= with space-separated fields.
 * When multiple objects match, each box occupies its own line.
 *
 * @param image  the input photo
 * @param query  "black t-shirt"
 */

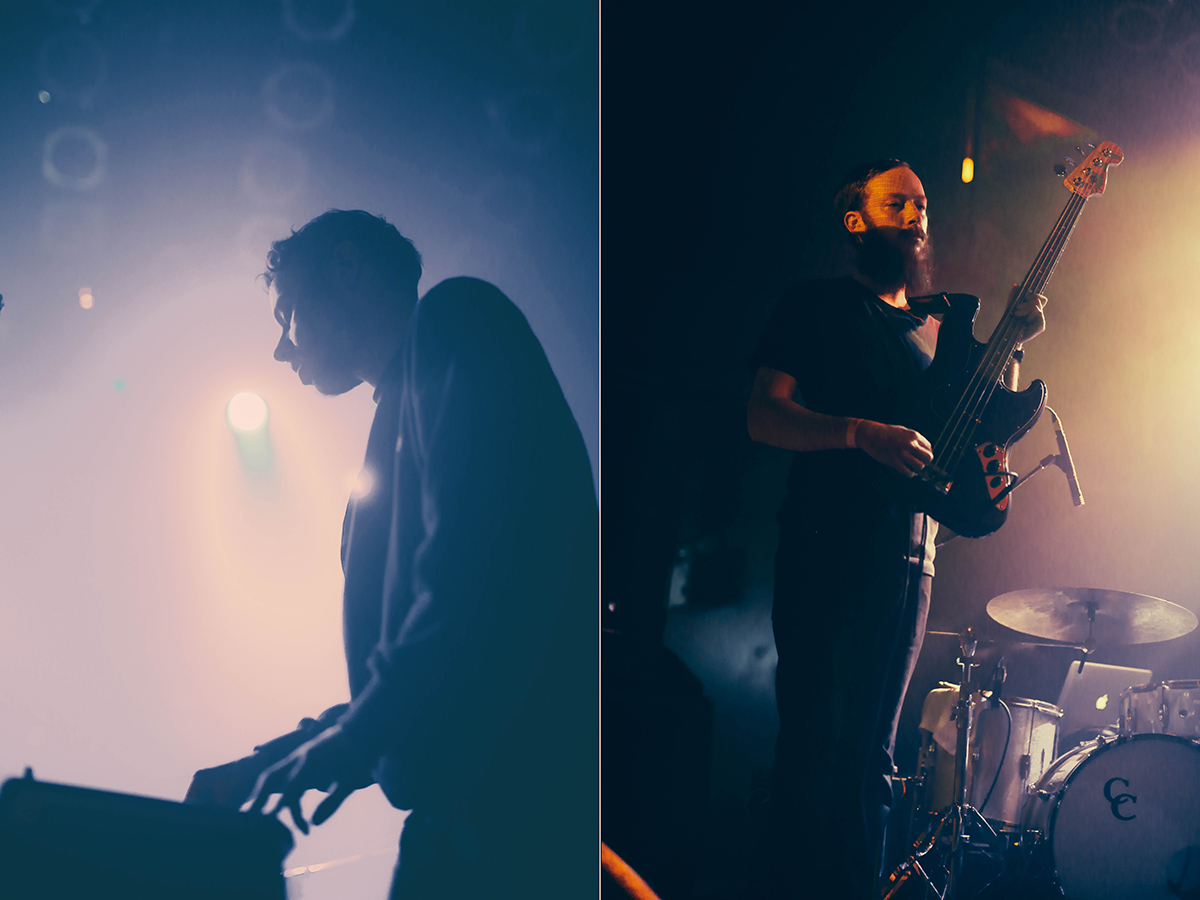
xmin=752 ymin=276 xmax=945 ymax=539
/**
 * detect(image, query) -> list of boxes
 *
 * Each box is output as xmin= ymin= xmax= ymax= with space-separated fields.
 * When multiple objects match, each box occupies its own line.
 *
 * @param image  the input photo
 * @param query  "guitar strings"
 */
xmin=931 ymin=195 xmax=1075 ymax=462
xmin=969 ymin=197 xmax=1076 ymax=406
xmin=930 ymin=191 xmax=1087 ymax=475
xmin=934 ymin=193 xmax=1082 ymax=470
xmin=935 ymin=191 xmax=1086 ymax=470
xmin=935 ymin=151 xmax=1114 ymax=479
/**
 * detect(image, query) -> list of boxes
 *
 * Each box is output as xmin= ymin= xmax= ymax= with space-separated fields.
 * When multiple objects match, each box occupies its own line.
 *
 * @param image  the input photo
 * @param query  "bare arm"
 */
xmin=747 ymin=367 xmax=933 ymax=476
xmin=1003 ymin=286 xmax=1047 ymax=390
xmin=1004 ymin=353 xmax=1020 ymax=391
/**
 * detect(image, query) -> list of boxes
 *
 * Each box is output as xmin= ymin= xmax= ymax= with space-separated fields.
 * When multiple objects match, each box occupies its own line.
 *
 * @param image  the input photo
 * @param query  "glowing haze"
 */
xmin=0 ymin=1 xmax=596 ymax=895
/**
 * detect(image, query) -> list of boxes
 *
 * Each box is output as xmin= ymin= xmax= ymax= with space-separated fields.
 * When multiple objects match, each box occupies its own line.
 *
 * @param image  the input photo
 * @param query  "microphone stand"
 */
xmin=991 ymin=453 xmax=1060 ymax=504
xmin=992 ymin=406 xmax=1083 ymax=507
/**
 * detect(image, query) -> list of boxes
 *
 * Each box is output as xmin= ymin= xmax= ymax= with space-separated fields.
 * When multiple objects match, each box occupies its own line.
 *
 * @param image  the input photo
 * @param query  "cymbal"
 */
xmin=986 ymin=587 xmax=1198 ymax=646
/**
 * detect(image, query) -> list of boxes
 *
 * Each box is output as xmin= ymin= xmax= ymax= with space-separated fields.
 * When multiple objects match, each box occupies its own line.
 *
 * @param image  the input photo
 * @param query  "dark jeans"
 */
xmin=769 ymin=508 xmax=931 ymax=900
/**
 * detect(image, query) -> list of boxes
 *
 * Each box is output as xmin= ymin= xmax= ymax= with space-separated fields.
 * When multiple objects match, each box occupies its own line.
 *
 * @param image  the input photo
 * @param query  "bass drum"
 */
xmin=1023 ymin=734 xmax=1200 ymax=899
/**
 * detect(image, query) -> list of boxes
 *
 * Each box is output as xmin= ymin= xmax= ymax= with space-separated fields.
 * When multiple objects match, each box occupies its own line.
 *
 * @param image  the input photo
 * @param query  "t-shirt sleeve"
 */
xmin=750 ymin=284 xmax=824 ymax=388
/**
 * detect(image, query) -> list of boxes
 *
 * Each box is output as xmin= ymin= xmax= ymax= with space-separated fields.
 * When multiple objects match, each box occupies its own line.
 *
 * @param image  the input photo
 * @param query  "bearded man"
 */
xmin=746 ymin=160 xmax=1045 ymax=898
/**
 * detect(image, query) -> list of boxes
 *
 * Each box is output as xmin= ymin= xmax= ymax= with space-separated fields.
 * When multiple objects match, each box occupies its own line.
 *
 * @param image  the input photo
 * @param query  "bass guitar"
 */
xmin=890 ymin=141 xmax=1123 ymax=538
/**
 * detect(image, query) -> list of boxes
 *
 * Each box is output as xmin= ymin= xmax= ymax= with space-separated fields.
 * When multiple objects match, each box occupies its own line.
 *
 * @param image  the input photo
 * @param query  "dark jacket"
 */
xmin=334 ymin=277 xmax=597 ymax=813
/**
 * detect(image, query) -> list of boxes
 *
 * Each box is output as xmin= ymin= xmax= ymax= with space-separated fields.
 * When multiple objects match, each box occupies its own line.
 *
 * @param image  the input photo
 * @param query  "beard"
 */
xmin=854 ymin=226 xmax=934 ymax=296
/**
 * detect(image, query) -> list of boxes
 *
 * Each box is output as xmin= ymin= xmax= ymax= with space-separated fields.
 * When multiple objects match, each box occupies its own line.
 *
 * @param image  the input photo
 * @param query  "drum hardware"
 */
xmin=884 ymin=628 xmax=1006 ymax=900
xmin=887 ymin=587 xmax=1200 ymax=898
xmin=911 ymin=686 xmax=1063 ymax=834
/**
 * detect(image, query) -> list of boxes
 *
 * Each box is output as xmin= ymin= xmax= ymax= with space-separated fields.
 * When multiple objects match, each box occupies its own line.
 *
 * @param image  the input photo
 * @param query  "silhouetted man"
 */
xmin=186 ymin=210 xmax=597 ymax=898
xmin=746 ymin=161 xmax=1044 ymax=898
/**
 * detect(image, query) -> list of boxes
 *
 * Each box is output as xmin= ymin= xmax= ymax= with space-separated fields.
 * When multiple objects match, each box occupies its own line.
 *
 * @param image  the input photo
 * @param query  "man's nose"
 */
xmin=274 ymin=335 xmax=295 ymax=363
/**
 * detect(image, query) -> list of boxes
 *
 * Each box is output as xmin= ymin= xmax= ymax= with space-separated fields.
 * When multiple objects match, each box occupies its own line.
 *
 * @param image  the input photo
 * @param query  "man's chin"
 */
xmin=302 ymin=370 xmax=361 ymax=395
xmin=314 ymin=378 xmax=362 ymax=396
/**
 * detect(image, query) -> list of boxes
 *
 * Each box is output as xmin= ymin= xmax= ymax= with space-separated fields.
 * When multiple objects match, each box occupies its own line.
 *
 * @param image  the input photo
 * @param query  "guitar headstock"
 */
xmin=1063 ymin=141 xmax=1124 ymax=198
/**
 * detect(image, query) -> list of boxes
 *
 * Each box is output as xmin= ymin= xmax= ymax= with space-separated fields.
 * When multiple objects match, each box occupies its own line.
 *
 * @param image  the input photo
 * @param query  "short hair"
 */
xmin=262 ymin=209 xmax=422 ymax=298
xmin=833 ymin=158 xmax=912 ymax=219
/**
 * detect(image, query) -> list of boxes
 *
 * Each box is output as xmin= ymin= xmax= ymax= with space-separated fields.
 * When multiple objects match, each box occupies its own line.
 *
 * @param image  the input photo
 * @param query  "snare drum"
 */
xmin=1023 ymin=734 xmax=1200 ymax=899
xmin=1121 ymin=681 xmax=1200 ymax=738
xmin=914 ymin=688 xmax=1062 ymax=828
xmin=971 ymin=697 xmax=1062 ymax=828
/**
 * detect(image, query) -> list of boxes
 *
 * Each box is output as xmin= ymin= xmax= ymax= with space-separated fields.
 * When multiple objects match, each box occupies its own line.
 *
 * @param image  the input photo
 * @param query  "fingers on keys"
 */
xmin=312 ymin=782 xmax=354 ymax=826
xmin=247 ymin=763 xmax=312 ymax=834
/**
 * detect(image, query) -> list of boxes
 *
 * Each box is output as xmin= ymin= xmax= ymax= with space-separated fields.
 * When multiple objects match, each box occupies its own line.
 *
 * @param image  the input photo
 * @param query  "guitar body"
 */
xmin=889 ymin=293 xmax=1046 ymax=538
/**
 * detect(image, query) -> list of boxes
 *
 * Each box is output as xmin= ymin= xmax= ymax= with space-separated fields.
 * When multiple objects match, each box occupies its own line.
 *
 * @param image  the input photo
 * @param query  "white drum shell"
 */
xmin=1121 ymin=681 xmax=1200 ymax=738
xmin=1023 ymin=734 xmax=1200 ymax=900
xmin=970 ymin=697 xmax=1061 ymax=827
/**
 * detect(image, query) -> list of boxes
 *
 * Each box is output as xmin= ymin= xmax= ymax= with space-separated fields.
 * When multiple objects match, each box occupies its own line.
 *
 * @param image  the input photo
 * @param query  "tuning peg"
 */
xmin=1054 ymin=164 xmax=1068 ymax=176
xmin=1064 ymin=156 xmax=1076 ymax=167
xmin=1085 ymin=141 xmax=1096 ymax=149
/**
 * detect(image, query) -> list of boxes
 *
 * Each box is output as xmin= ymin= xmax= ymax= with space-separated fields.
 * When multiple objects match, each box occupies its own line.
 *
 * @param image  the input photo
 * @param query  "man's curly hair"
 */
xmin=263 ymin=209 xmax=422 ymax=299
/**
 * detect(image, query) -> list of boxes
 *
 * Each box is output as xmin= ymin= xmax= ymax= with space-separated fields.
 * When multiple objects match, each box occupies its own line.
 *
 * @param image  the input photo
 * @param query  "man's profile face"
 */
xmin=271 ymin=270 xmax=363 ymax=396
xmin=846 ymin=166 xmax=932 ymax=293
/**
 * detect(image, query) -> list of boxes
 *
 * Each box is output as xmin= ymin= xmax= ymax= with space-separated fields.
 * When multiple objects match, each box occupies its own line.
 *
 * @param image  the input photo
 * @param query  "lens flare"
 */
xmin=350 ymin=467 xmax=374 ymax=498
xmin=226 ymin=391 xmax=269 ymax=432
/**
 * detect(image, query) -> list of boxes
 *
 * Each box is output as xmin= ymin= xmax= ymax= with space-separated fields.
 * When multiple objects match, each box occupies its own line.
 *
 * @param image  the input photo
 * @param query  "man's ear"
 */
xmin=329 ymin=240 xmax=362 ymax=285
xmin=844 ymin=210 xmax=866 ymax=234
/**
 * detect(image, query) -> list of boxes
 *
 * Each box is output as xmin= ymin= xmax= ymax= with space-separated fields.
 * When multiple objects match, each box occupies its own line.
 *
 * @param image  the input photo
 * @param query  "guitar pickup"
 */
xmin=977 ymin=443 xmax=1011 ymax=510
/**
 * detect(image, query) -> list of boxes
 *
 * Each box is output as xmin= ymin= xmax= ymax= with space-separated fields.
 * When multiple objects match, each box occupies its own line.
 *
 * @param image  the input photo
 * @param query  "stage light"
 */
xmin=78 ymin=286 xmax=94 ymax=309
xmin=350 ymin=467 xmax=373 ymax=498
xmin=38 ymin=91 xmax=50 ymax=103
xmin=226 ymin=391 xmax=269 ymax=432
xmin=961 ymin=157 xmax=975 ymax=184
xmin=227 ymin=392 xmax=275 ymax=479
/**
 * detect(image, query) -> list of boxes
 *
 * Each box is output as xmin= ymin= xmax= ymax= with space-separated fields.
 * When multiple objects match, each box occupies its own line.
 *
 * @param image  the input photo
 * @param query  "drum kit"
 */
xmin=883 ymin=586 xmax=1200 ymax=900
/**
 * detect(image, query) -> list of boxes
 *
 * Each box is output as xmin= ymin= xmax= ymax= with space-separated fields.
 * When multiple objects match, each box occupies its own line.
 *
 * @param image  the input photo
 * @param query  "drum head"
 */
xmin=1052 ymin=735 xmax=1200 ymax=899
